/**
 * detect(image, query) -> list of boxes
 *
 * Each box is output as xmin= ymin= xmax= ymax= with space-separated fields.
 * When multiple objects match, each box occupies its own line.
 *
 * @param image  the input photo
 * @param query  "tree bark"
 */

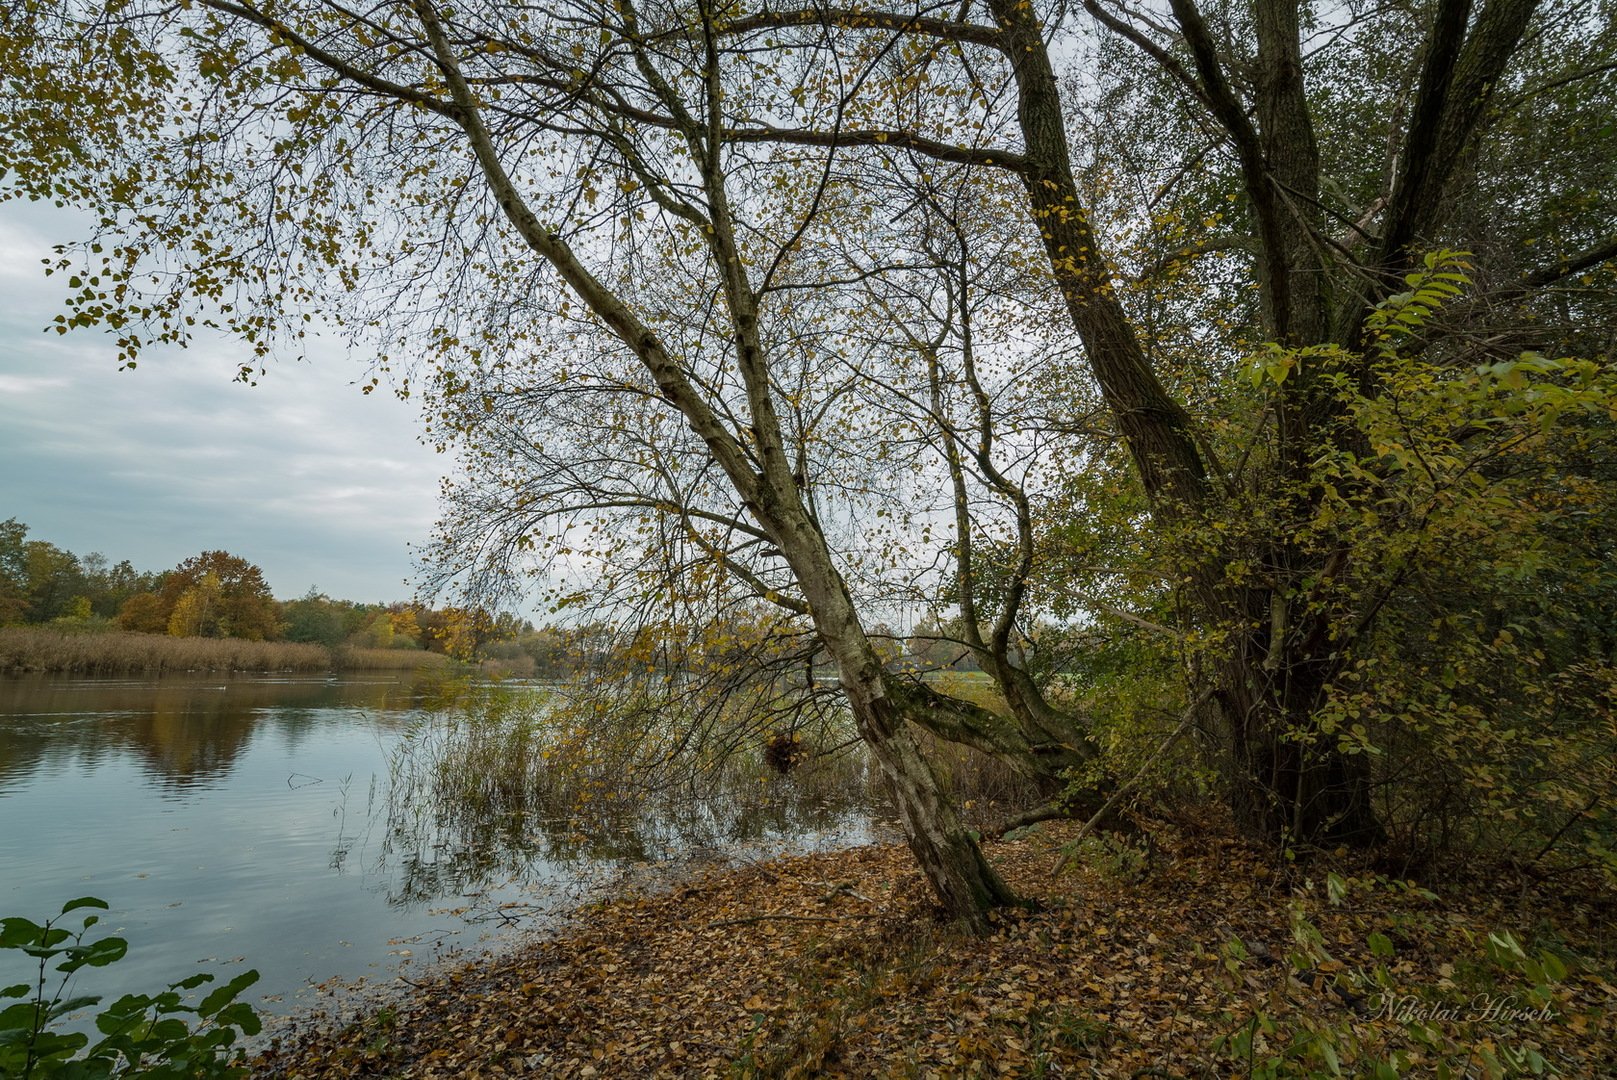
xmin=1216 ymin=620 xmax=1384 ymax=846
xmin=755 ymin=491 xmax=1022 ymax=931
xmin=888 ymin=676 xmax=1094 ymax=793
xmin=992 ymin=0 xmax=1388 ymax=847
xmin=987 ymin=0 xmax=1209 ymax=514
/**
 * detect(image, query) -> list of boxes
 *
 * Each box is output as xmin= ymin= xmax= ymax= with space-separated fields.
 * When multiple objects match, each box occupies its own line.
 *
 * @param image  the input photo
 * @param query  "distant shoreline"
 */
xmin=0 ymin=626 xmax=453 ymax=676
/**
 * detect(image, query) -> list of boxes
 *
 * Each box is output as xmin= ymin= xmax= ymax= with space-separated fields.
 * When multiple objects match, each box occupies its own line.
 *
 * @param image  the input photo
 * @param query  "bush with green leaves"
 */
xmin=1 ymin=897 xmax=260 ymax=1079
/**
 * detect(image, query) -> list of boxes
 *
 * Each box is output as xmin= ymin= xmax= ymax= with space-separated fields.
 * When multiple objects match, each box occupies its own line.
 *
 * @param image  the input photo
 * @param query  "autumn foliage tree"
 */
xmin=0 ymin=519 xmax=165 ymax=627
xmin=4 ymin=0 xmax=1614 ymax=913
xmin=150 ymin=551 xmax=281 ymax=641
xmin=0 ymin=520 xmax=34 ymax=626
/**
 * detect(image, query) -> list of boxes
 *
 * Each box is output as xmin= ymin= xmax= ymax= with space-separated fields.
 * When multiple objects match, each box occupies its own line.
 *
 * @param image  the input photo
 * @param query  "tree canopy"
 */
xmin=4 ymin=0 xmax=1613 ymax=922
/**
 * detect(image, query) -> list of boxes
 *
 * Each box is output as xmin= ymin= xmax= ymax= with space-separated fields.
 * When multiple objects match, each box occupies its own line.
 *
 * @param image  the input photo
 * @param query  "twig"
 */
xmin=1050 ymin=690 xmax=1213 ymax=877
xmin=1531 ymin=791 xmax=1602 ymax=864
xmin=810 ymin=880 xmax=875 ymax=904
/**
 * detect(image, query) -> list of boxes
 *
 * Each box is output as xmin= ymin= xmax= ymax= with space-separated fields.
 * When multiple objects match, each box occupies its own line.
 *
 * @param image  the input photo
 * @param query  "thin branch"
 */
xmin=201 ymin=0 xmax=454 ymax=116
xmin=1522 ymin=233 xmax=1617 ymax=289
xmin=716 ymin=6 xmax=1006 ymax=51
xmin=1050 ymin=690 xmax=1213 ymax=876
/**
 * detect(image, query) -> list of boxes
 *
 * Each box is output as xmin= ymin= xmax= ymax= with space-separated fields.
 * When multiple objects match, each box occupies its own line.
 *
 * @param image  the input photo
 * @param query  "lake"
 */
xmin=0 ymin=671 xmax=886 ymax=1030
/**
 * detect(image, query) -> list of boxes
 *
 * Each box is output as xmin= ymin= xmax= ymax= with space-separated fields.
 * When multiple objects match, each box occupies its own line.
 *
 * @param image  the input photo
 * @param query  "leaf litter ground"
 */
xmin=252 ymin=816 xmax=1614 ymax=1077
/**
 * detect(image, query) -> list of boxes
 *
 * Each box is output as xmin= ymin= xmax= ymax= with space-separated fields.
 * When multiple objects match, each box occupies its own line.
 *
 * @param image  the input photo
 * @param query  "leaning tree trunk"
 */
xmin=448 ymin=50 xmax=1015 ymax=927
xmin=758 ymin=490 xmax=1020 ymax=931
xmin=847 ymin=671 xmax=1022 ymax=926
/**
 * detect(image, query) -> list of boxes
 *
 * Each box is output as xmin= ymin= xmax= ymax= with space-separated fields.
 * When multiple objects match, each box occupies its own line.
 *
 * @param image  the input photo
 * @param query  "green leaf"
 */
xmin=1318 ymin=1035 xmax=1342 ymax=1074
xmin=60 ymin=897 xmax=110 ymax=915
xmin=50 ymin=1057 xmax=117 ymax=1079
xmin=1488 ymin=929 xmax=1527 ymax=964
xmin=6 ymin=1026 xmax=88 ymax=1058
xmin=1 ymin=1001 xmax=46 ymax=1032
xmin=0 ymin=917 xmax=45 ymax=948
xmin=95 ymin=1003 xmax=150 ymax=1036
xmin=46 ymin=994 xmax=101 ymax=1019
xmin=217 ymin=1000 xmax=262 ymax=1036
xmin=198 ymin=970 xmax=259 ymax=1018
xmin=58 ymin=936 xmax=127 ymax=972
xmin=1326 ymin=872 xmax=1348 ymax=905
xmin=146 ymin=1016 xmax=191 ymax=1041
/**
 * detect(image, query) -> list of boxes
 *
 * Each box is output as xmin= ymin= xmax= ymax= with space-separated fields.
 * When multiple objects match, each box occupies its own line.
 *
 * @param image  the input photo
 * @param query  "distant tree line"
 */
xmin=0 ymin=519 xmax=164 ymax=627
xmin=0 ymin=518 xmax=565 ymax=665
xmin=0 ymin=517 xmax=1059 ymax=678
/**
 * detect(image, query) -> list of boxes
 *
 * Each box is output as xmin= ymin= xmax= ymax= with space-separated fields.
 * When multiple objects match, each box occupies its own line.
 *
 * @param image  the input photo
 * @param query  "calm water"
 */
xmin=0 ymin=672 xmax=882 ymax=1027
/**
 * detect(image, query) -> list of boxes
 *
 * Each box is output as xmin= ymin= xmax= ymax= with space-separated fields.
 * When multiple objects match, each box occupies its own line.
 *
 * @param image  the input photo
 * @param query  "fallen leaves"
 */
xmin=252 ymin=816 xmax=1616 ymax=1078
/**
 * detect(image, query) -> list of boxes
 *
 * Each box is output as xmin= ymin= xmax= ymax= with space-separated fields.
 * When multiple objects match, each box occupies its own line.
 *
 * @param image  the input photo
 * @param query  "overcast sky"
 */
xmin=1 ymin=201 xmax=449 ymax=605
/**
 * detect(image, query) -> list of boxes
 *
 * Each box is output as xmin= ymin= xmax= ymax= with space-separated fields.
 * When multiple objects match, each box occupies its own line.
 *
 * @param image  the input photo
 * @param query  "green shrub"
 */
xmin=1 ymin=897 xmax=260 ymax=1078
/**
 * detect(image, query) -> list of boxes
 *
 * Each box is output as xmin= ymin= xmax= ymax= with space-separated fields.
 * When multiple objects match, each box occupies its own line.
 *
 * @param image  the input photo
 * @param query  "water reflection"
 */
xmin=0 ymin=672 xmax=886 ymax=1022
xmin=0 ymin=674 xmax=427 ymax=792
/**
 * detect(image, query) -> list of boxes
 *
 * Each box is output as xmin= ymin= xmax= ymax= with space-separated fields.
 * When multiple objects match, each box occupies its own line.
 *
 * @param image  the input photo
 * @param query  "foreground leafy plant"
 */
xmin=1 ymin=897 xmax=260 ymax=1079
xmin=1212 ymin=874 xmax=1573 ymax=1078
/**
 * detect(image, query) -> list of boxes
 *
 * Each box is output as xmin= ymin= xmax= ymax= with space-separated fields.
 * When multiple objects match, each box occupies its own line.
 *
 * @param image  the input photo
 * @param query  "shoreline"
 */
xmin=0 ymin=626 xmax=453 ymax=676
xmin=251 ymin=824 xmax=904 ymax=1059
xmin=249 ymin=817 xmax=1613 ymax=1078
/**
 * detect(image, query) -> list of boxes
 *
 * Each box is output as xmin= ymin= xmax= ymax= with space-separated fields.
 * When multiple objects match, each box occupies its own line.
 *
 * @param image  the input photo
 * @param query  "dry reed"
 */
xmin=331 ymin=645 xmax=453 ymax=672
xmin=0 ymin=628 xmax=450 ymax=676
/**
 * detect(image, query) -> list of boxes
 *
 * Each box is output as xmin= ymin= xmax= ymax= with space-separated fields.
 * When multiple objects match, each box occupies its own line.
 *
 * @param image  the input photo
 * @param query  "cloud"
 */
xmin=0 ymin=203 xmax=449 ymax=604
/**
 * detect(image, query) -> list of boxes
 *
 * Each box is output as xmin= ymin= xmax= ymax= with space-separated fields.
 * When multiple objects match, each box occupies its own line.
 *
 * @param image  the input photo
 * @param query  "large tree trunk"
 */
xmin=990 ymin=0 xmax=1392 ymax=848
xmin=988 ymin=0 xmax=1209 ymax=513
xmin=1217 ymin=599 xmax=1384 ymax=846
xmin=889 ymin=677 xmax=1092 ymax=789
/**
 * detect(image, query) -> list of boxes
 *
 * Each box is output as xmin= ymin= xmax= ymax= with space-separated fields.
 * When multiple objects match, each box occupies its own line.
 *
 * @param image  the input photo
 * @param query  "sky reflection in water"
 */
xmin=0 ymin=672 xmax=883 ymax=1026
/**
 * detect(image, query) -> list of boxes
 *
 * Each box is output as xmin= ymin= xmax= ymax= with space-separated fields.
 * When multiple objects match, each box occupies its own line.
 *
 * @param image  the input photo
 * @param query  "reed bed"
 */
xmin=381 ymin=684 xmax=887 ymax=877
xmin=0 ymin=627 xmax=448 ymax=676
xmin=0 ymin=628 xmax=329 ymax=674
xmin=330 ymin=645 xmax=453 ymax=672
